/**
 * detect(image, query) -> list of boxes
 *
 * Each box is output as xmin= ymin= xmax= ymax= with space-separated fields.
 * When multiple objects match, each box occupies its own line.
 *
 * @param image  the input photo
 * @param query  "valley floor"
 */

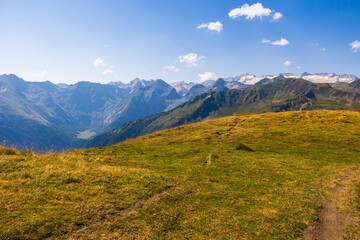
xmin=1 ymin=110 xmax=360 ymax=239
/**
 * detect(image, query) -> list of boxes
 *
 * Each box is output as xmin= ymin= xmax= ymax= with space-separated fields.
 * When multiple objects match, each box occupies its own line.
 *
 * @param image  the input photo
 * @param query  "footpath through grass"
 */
xmin=1 ymin=110 xmax=360 ymax=239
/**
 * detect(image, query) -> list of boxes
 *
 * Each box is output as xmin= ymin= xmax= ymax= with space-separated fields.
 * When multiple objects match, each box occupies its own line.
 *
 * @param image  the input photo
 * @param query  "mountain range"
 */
xmin=0 ymin=72 xmax=359 ymax=150
xmin=223 ymin=72 xmax=358 ymax=85
xmin=87 ymin=77 xmax=360 ymax=148
xmin=0 ymin=75 xmax=181 ymax=150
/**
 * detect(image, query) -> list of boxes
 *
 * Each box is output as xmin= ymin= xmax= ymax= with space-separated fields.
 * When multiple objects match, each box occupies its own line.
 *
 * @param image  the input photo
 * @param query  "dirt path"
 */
xmin=115 ymin=185 xmax=180 ymax=217
xmin=206 ymin=153 xmax=212 ymax=166
xmin=56 ymin=186 xmax=181 ymax=239
xmin=303 ymin=174 xmax=356 ymax=240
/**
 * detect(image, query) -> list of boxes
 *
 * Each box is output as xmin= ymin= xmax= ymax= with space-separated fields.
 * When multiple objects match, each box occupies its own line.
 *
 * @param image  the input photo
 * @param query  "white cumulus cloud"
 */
xmin=163 ymin=65 xmax=180 ymax=73
xmin=350 ymin=40 xmax=360 ymax=53
xmin=178 ymin=53 xmax=205 ymax=67
xmin=262 ymin=38 xmax=290 ymax=46
xmin=272 ymin=38 xmax=290 ymax=46
xmin=284 ymin=60 xmax=292 ymax=66
xmin=321 ymin=48 xmax=326 ymax=51
xmin=229 ymin=3 xmax=282 ymax=21
xmin=198 ymin=72 xmax=218 ymax=82
xmin=103 ymin=69 xmax=114 ymax=75
xmin=94 ymin=57 xmax=107 ymax=67
xmin=273 ymin=12 xmax=283 ymax=21
xmin=197 ymin=21 xmax=223 ymax=32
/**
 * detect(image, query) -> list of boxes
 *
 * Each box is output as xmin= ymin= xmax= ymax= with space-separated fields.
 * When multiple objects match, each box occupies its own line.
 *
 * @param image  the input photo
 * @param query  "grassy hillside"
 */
xmin=1 ymin=111 xmax=360 ymax=239
xmin=88 ymin=78 xmax=360 ymax=148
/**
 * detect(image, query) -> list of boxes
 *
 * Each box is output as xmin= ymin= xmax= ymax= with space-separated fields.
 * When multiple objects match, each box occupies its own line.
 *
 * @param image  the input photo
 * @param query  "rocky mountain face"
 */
xmin=103 ymin=80 xmax=181 ymax=132
xmin=0 ymin=75 xmax=83 ymax=150
xmin=349 ymin=79 xmax=360 ymax=90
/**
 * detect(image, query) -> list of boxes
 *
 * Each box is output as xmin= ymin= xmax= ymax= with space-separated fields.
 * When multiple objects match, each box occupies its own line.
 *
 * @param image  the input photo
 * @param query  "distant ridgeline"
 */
xmin=0 ymin=73 xmax=359 ymax=150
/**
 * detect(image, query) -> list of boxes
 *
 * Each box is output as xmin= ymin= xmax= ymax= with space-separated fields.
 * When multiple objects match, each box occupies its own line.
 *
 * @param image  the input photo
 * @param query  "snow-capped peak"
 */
xmin=300 ymin=73 xmax=358 ymax=83
xmin=226 ymin=73 xmax=297 ymax=85
xmin=225 ymin=72 xmax=357 ymax=85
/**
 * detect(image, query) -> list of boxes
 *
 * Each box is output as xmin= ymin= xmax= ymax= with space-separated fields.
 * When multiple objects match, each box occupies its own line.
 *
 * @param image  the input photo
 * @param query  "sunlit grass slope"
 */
xmin=1 ymin=110 xmax=360 ymax=239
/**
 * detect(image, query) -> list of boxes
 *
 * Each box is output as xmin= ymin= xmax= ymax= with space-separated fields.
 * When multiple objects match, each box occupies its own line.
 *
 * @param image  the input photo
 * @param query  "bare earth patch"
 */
xmin=206 ymin=153 xmax=212 ymax=166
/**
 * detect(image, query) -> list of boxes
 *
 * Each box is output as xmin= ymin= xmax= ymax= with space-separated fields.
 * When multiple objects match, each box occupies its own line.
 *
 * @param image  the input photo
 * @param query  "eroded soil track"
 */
xmin=303 ymin=173 xmax=357 ymax=240
xmin=56 ymin=186 xmax=181 ymax=239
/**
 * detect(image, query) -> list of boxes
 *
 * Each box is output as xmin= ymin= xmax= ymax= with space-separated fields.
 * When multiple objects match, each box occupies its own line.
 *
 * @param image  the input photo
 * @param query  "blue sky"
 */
xmin=0 ymin=0 xmax=359 ymax=84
